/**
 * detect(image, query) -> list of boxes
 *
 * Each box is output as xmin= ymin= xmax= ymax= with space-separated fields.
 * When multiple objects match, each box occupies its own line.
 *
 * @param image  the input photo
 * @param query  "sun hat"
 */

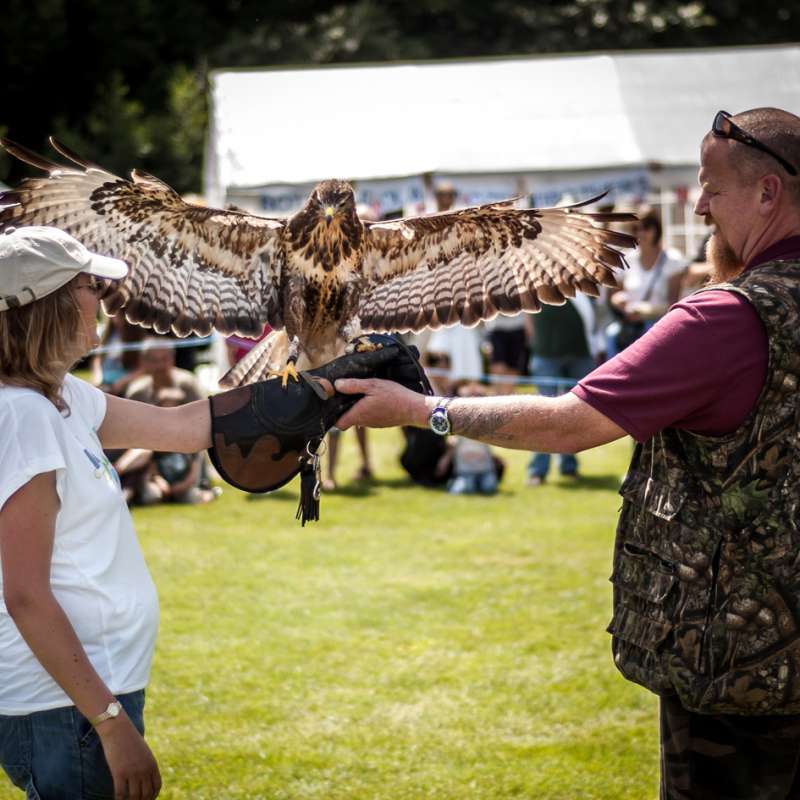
xmin=0 ymin=226 xmax=128 ymax=312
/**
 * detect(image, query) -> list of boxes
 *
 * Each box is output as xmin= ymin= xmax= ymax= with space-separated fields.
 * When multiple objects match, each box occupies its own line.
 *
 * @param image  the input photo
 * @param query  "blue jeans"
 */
xmin=448 ymin=471 xmax=499 ymax=495
xmin=528 ymin=355 xmax=595 ymax=479
xmin=0 ymin=690 xmax=145 ymax=800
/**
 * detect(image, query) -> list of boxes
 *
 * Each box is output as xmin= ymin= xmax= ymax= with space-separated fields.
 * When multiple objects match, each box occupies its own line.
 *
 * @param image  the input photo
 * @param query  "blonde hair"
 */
xmin=0 ymin=282 xmax=82 ymax=411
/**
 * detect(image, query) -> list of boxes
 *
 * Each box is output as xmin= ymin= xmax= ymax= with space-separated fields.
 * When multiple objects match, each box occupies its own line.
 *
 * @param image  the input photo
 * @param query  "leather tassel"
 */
xmin=296 ymin=440 xmax=322 ymax=525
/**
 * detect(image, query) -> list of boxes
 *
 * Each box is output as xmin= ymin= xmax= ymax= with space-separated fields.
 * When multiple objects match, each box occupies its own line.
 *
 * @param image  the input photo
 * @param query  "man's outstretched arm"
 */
xmin=335 ymin=378 xmax=627 ymax=453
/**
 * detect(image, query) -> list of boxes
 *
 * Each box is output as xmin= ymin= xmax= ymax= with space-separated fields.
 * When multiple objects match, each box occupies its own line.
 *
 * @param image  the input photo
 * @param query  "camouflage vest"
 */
xmin=609 ymin=258 xmax=800 ymax=715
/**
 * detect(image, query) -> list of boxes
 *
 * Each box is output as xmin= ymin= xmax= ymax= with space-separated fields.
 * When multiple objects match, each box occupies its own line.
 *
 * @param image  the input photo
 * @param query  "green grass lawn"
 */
xmin=1 ymin=431 xmax=660 ymax=800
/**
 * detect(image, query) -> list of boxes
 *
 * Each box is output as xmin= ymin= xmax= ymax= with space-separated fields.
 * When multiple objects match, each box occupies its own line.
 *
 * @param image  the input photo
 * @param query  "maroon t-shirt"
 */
xmin=573 ymin=236 xmax=800 ymax=443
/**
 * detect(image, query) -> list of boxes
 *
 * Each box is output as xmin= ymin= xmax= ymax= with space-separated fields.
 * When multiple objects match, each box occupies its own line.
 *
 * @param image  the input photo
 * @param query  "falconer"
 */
xmin=336 ymin=107 xmax=800 ymax=799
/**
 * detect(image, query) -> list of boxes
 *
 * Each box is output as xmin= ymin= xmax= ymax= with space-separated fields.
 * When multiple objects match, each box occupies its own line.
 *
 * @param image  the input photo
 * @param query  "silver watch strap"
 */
xmin=430 ymin=396 xmax=455 ymax=435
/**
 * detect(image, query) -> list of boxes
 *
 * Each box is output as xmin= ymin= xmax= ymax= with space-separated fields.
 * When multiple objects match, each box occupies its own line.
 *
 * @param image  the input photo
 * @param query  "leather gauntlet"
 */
xmin=208 ymin=334 xmax=432 ymax=521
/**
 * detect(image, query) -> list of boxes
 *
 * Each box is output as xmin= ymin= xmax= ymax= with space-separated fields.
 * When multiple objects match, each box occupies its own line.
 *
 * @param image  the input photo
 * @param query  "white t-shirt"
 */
xmin=0 ymin=374 xmax=159 ymax=714
xmin=427 ymin=324 xmax=483 ymax=381
xmin=621 ymin=247 xmax=688 ymax=312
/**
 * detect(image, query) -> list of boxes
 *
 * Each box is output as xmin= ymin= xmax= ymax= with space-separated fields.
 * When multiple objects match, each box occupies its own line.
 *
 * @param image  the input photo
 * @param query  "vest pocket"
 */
xmin=620 ymin=470 xmax=690 ymax=522
xmin=609 ymin=542 xmax=677 ymax=633
xmin=614 ymin=542 xmax=676 ymax=594
xmin=608 ymin=541 xmax=678 ymax=691
xmin=607 ymin=604 xmax=673 ymax=651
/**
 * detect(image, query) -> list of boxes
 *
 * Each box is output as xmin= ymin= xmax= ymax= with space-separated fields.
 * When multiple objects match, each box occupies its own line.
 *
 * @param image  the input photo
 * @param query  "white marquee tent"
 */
xmin=205 ymin=43 xmax=800 ymax=248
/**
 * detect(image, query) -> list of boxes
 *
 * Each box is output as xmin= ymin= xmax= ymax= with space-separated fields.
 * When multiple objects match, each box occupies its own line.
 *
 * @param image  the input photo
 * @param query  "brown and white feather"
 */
xmin=0 ymin=137 xmax=286 ymax=339
xmin=220 ymin=329 xmax=290 ymax=388
xmin=358 ymin=198 xmax=635 ymax=333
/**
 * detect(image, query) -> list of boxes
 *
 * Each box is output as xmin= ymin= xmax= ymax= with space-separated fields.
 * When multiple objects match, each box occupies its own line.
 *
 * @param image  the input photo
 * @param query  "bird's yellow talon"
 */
xmin=267 ymin=362 xmax=301 ymax=388
xmin=354 ymin=336 xmax=382 ymax=353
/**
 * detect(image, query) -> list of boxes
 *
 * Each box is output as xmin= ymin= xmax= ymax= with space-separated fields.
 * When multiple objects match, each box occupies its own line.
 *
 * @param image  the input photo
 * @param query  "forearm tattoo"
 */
xmin=450 ymin=401 xmax=519 ymax=441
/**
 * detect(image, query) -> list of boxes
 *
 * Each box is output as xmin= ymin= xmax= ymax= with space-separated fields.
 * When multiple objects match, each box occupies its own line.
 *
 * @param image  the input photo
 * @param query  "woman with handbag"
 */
xmin=606 ymin=208 xmax=688 ymax=355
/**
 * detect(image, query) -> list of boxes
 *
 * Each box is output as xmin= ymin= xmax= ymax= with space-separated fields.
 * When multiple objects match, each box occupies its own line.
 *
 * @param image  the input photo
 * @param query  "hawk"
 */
xmin=0 ymin=138 xmax=636 ymax=387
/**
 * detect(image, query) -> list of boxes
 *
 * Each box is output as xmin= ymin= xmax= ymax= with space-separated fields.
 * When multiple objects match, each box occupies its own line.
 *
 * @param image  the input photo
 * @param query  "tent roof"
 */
xmin=205 ymin=44 xmax=800 ymax=199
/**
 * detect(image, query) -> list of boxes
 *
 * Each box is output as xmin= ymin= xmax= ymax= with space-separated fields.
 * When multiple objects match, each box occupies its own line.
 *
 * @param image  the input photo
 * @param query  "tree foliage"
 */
xmin=1 ymin=0 xmax=798 ymax=192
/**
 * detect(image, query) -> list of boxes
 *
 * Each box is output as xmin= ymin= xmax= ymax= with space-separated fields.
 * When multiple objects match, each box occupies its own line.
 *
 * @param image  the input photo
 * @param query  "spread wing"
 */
xmin=0 ymin=138 xmax=287 ymax=337
xmin=358 ymin=195 xmax=636 ymax=332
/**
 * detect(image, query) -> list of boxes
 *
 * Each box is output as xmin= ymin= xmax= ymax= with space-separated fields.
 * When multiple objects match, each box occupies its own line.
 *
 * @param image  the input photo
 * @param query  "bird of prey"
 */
xmin=0 ymin=138 xmax=636 ymax=387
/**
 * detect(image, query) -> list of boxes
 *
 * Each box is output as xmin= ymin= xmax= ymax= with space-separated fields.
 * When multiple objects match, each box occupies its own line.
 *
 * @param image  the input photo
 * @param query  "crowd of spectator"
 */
xmin=95 ymin=336 xmax=220 ymax=508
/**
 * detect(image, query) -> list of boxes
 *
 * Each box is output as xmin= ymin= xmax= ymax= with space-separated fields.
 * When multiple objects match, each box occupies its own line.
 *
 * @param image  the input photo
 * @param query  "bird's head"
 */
xmin=311 ymin=180 xmax=357 ymax=226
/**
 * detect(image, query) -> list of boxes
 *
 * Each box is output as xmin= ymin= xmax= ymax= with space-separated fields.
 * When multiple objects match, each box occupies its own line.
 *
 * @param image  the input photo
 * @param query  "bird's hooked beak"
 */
xmin=324 ymin=206 xmax=335 ymax=225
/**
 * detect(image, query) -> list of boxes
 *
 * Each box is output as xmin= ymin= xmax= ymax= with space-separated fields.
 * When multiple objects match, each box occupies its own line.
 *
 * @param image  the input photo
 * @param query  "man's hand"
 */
xmin=97 ymin=714 xmax=162 ymax=800
xmin=335 ymin=378 xmax=433 ymax=431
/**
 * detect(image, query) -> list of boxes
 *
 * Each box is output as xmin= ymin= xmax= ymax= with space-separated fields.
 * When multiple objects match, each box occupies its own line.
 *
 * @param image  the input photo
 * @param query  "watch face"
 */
xmin=430 ymin=411 xmax=450 ymax=435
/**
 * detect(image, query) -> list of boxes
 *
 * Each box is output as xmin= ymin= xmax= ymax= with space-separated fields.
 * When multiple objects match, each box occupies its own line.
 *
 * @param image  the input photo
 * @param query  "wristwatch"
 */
xmin=90 ymin=700 xmax=122 ymax=727
xmin=429 ymin=397 xmax=454 ymax=436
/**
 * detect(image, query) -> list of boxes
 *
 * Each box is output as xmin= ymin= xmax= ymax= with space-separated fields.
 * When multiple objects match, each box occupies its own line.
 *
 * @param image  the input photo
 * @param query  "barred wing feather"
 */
xmin=0 ymin=138 xmax=286 ymax=338
xmin=358 ymin=196 xmax=636 ymax=333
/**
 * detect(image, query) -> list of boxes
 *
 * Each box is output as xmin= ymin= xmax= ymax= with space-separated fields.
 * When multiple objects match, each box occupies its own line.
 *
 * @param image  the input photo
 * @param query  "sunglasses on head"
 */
xmin=712 ymin=110 xmax=798 ymax=177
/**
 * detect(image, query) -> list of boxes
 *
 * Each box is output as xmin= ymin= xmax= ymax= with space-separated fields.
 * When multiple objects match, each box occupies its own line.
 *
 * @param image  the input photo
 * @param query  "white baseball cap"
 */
xmin=0 ymin=226 xmax=128 ymax=312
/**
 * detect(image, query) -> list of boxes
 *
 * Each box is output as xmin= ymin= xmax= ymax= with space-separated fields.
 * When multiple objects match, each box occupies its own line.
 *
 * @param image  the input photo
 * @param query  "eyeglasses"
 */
xmin=712 ymin=110 xmax=798 ymax=177
xmin=75 ymin=276 xmax=105 ymax=295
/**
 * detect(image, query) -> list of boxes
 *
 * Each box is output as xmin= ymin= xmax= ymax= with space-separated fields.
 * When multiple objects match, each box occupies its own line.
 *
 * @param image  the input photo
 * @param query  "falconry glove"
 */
xmin=208 ymin=334 xmax=432 ymax=524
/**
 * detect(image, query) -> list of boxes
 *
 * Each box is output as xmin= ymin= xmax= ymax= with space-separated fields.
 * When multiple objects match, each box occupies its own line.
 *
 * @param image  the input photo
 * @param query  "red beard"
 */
xmin=706 ymin=223 xmax=744 ymax=282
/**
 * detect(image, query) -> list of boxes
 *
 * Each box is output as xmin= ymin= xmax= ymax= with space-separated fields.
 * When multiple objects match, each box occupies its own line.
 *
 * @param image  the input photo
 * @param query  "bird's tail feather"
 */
xmin=219 ymin=329 xmax=289 ymax=388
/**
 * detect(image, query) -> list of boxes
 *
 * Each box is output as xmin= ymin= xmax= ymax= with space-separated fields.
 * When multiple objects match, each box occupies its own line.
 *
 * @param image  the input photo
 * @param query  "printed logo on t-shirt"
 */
xmin=83 ymin=448 xmax=121 ymax=490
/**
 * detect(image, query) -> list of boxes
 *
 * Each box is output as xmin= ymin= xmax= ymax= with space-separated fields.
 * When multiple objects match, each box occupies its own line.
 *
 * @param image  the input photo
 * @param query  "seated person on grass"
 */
xmin=114 ymin=387 xmax=219 ymax=506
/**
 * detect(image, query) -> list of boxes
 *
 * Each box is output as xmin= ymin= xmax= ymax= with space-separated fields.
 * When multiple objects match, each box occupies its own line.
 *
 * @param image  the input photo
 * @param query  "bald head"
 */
xmin=706 ymin=107 xmax=800 ymax=206
xmin=695 ymin=107 xmax=800 ymax=275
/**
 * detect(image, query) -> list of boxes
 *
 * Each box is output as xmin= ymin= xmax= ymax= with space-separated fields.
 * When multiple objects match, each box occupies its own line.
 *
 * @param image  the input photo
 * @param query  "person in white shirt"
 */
xmin=606 ymin=209 xmax=687 ymax=356
xmin=0 ymin=227 xmax=212 ymax=800
xmin=485 ymin=313 xmax=527 ymax=394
